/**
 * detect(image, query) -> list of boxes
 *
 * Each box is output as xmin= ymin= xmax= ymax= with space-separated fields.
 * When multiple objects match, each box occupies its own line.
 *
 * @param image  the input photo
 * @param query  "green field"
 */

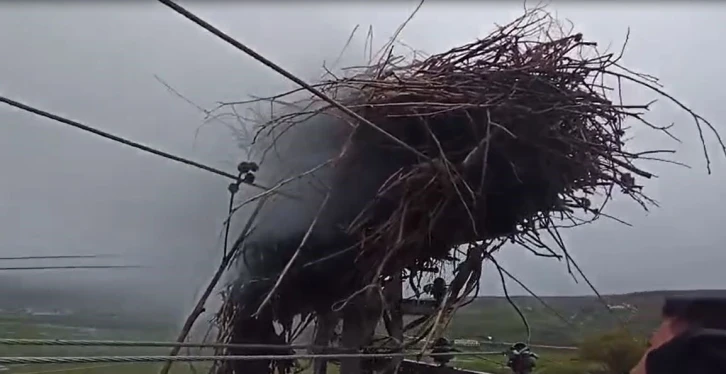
xmin=0 ymin=313 xmax=577 ymax=374
xmin=0 ymin=314 xmax=196 ymax=374
xmin=0 ymin=309 xmax=214 ymax=373
xmin=448 ymin=289 xmax=726 ymax=346
xmin=3 ymin=289 xmax=722 ymax=374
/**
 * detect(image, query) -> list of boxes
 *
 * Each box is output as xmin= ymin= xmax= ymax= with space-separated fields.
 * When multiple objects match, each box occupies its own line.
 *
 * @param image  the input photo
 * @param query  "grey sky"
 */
xmin=1 ymin=3 xmax=725 ymax=321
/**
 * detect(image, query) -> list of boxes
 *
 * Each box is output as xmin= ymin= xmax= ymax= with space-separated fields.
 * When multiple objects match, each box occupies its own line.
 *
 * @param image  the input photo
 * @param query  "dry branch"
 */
xmin=160 ymin=198 xmax=267 ymax=374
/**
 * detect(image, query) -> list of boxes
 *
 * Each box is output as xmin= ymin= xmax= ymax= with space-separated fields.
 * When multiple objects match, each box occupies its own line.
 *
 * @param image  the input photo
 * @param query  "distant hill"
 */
xmin=0 ymin=274 xmax=179 ymax=331
xmin=448 ymin=289 xmax=726 ymax=345
xmin=1 ymin=279 xmax=723 ymax=346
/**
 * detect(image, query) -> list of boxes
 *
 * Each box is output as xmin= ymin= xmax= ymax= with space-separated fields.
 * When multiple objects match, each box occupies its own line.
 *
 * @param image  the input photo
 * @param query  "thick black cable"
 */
xmin=0 ymin=96 xmax=271 ymax=192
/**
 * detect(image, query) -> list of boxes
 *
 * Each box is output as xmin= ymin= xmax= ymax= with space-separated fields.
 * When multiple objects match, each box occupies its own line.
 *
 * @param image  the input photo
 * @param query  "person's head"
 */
xmin=642 ymin=296 xmax=726 ymax=374
xmin=662 ymin=296 xmax=726 ymax=329
xmin=652 ymin=296 xmax=726 ymax=345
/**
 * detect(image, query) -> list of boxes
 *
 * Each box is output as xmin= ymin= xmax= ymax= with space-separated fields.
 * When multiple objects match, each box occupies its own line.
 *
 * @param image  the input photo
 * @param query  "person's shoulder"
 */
xmin=647 ymin=328 xmax=726 ymax=374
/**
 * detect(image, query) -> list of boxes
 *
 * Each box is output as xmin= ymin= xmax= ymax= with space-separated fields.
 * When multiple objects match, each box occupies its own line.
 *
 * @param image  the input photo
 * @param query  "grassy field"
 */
xmin=0 ymin=313 xmax=578 ymax=374
xmin=448 ymin=289 xmax=726 ymax=346
xmin=451 ymin=348 xmax=583 ymax=374
xmin=0 ymin=313 xmax=203 ymax=374
xmin=3 ymin=289 xmax=721 ymax=374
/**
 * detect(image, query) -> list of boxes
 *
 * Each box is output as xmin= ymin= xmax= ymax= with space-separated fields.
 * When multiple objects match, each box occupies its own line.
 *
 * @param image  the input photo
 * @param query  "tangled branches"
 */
xmin=250 ymin=10 xmax=720 ymax=277
xmin=209 ymin=7 xmax=724 ymax=373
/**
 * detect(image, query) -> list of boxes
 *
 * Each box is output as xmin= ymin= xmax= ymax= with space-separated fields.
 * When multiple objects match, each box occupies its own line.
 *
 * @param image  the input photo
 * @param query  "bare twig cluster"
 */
xmin=206 ymin=7 xmax=723 ymax=374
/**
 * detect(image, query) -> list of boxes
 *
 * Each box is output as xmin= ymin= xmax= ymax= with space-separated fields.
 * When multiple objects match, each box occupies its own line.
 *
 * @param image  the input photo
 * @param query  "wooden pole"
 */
xmin=311 ymin=311 xmax=339 ymax=374
xmin=384 ymin=274 xmax=404 ymax=374
xmin=339 ymin=291 xmax=381 ymax=374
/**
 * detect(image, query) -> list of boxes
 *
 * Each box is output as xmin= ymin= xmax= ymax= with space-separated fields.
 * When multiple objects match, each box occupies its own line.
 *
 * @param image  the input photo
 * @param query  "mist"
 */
xmin=1 ymin=3 xmax=725 ymax=326
xmin=0 ymin=3 xmax=374 ymax=323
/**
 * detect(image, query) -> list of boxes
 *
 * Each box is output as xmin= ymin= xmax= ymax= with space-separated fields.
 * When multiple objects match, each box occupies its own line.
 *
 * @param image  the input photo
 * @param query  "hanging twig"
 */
xmin=159 ymin=197 xmax=269 ymax=374
xmin=157 ymin=0 xmax=431 ymax=162
xmin=253 ymin=192 xmax=332 ymax=317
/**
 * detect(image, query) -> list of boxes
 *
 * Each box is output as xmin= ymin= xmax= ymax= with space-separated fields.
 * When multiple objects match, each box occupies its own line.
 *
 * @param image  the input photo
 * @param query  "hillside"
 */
xmin=0 ymin=274 xmax=179 ymax=331
xmin=2 ymin=281 xmax=723 ymax=347
xmin=448 ymin=289 xmax=726 ymax=345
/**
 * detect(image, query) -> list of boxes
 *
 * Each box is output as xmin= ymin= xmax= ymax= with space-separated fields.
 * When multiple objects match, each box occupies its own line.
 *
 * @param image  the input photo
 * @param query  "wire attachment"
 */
xmin=505 ymin=342 xmax=538 ymax=374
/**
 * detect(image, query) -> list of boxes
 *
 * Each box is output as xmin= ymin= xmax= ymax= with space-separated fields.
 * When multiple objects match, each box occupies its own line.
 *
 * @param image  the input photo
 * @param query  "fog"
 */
xmin=0 ymin=2 xmax=725 ymax=323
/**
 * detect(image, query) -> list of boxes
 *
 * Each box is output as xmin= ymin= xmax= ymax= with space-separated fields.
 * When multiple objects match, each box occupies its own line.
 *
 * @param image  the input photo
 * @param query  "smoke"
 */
xmin=0 ymin=3 xmax=408 ymax=334
xmin=183 ymin=27 xmax=386 ymax=337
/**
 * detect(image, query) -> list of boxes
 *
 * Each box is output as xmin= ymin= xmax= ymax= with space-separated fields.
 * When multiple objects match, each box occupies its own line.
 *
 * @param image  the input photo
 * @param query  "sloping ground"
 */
xmin=4 ymin=289 xmax=712 ymax=374
xmin=0 ymin=315 xmax=200 ymax=374
xmin=448 ymin=289 xmax=726 ymax=345
xmin=0 ymin=274 xmax=179 ymax=331
xmin=2 ymin=282 xmax=722 ymax=346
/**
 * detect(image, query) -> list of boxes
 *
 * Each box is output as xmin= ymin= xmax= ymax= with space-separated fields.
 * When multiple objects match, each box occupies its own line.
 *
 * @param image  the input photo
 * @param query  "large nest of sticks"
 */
xmin=210 ymin=8 xmax=723 ymax=374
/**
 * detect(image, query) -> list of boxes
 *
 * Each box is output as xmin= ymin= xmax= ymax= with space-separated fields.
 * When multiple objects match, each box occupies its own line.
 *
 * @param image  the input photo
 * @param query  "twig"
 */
xmin=495 ymin=263 xmax=573 ymax=327
xmin=488 ymin=255 xmax=531 ymax=344
xmin=159 ymin=197 xmax=268 ymax=374
xmin=253 ymin=192 xmax=332 ymax=317
xmin=157 ymin=0 xmax=432 ymax=162
xmin=225 ymin=159 xmax=333 ymax=224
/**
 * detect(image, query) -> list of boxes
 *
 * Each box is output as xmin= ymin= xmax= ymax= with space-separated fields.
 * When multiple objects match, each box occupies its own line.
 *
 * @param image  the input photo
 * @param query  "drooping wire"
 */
xmin=157 ymin=0 xmax=430 ymax=162
xmin=0 ymin=95 xmax=276 ymax=194
xmin=496 ymin=264 xmax=574 ymax=328
xmin=488 ymin=256 xmax=531 ymax=345
xmin=0 ymin=265 xmax=142 ymax=271
xmin=0 ymin=255 xmax=117 ymax=261
xmin=0 ymin=350 xmax=505 ymax=365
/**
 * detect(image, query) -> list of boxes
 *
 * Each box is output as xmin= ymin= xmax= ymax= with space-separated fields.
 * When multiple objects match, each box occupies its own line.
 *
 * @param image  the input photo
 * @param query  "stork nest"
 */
xmin=208 ymin=8 xmax=723 ymax=374
xmin=245 ymin=10 xmax=719 ymax=280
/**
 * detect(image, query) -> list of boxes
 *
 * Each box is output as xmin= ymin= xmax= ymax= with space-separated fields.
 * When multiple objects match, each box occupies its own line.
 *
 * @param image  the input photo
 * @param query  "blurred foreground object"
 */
xmin=506 ymin=342 xmax=538 ymax=374
xmin=643 ymin=296 xmax=726 ymax=374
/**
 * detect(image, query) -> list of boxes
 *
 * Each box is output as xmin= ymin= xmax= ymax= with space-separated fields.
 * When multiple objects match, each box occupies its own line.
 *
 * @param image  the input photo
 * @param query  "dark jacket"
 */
xmin=646 ymin=328 xmax=726 ymax=374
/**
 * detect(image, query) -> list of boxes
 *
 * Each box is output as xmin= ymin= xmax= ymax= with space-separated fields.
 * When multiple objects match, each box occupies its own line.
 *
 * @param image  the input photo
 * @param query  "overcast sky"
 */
xmin=1 ymin=2 xmax=725 ymax=321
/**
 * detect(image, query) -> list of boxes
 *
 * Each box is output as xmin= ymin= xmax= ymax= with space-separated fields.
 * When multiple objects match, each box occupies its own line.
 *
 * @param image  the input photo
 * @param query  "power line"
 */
xmin=0 ymin=338 xmax=314 ymax=350
xmin=0 ymin=338 xmax=577 ymax=351
xmin=477 ymin=341 xmax=577 ymax=351
xmin=157 ymin=0 xmax=429 ymax=162
xmin=19 ymin=363 xmax=127 ymax=374
xmin=0 ymin=265 xmax=142 ymax=271
xmin=0 ymin=351 xmax=503 ymax=365
xmin=0 ymin=255 xmax=116 ymax=261
xmin=494 ymin=263 xmax=574 ymax=328
xmin=0 ymin=95 xmax=270 ymax=192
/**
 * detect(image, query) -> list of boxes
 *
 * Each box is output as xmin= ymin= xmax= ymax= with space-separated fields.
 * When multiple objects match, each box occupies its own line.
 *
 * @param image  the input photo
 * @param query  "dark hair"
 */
xmin=662 ymin=296 xmax=726 ymax=330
